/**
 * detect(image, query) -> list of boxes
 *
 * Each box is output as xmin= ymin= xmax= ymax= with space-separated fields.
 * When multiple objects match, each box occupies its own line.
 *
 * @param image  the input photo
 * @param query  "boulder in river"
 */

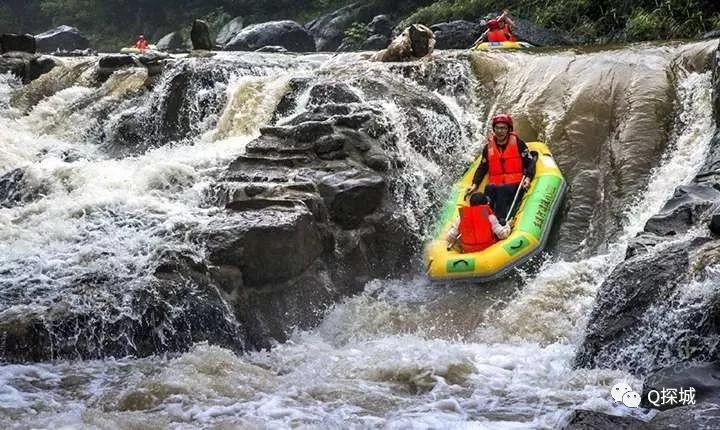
xmin=191 ymin=19 xmax=213 ymax=51
xmin=224 ymin=20 xmax=315 ymax=52
xmin=35 ymin=25 xmax=90 ymax=53
xmin=305 ymin=1 xmax=377 ymax=51
xmin=157 ymin=31 xmax=192 ymax=53
xmin=1 ymin=33 xmax=36 ymax=54
xmin=430 ymin=20 xmax=485 ymax=49
xmin=372 ymin=24 xmax=435 ymax=62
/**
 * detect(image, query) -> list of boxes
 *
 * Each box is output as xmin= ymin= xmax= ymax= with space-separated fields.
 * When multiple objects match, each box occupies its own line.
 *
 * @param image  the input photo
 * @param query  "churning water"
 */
xmin=0 ymin=40 xmax=717 ymax=429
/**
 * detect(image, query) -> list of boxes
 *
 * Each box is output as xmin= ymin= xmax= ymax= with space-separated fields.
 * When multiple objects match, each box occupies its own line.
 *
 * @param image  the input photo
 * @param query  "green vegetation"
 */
xmin=400 ymin=0 xmax=720 ymax=42
xmin=341 ymin=21 xmax=371 ymax=50
xmin=2 ymin=0 xmax=720 ymax=50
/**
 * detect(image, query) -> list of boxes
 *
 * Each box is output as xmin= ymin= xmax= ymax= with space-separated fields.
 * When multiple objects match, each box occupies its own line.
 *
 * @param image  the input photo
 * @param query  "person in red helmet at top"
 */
xmin=477 ymin=10 xmax=518 ymax=43
xmin=466 ymin=113 xmax=535 ymax=223
xmin=134 ymin=34 xmax=149 ymax=51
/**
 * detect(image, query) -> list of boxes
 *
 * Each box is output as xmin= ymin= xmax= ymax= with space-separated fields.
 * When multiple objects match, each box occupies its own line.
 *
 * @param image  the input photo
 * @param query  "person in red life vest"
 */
xmin=465 ymin=113 xmax=535 ymax=223
xmin=476 ymin=10 xmax=518 ymax=43
xmin=134 ymin=34 xmax=149 ymax=51
xmin=446 ymin=192 xmax=511 ymax=252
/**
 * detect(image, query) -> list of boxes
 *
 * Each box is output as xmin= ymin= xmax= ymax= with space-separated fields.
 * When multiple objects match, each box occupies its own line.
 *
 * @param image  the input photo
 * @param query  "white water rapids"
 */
xmin=0 ymin=41 xmax=717 ymax=429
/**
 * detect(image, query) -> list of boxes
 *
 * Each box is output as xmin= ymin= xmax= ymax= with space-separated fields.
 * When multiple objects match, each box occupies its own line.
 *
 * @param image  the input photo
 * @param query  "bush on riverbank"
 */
xmin=2 ymin=0 xmax=720 ymax=51
xmin=400 ymin=0 xmax=720 ymax=42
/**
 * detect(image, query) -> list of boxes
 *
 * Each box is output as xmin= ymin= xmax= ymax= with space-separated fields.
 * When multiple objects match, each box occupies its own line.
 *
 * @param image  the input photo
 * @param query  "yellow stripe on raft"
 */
xmin=425 ymin=141 xmax=566 ymax=282
xmin=473 ymin=41 xmax=534 ymax=50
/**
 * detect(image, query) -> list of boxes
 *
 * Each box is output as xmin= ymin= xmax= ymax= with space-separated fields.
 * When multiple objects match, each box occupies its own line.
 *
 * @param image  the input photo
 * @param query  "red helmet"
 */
xmin=487 ymin=19 xmax=500 ymax=30
xmin=492 ymin=114 xmax=513 ymax=130
xmin=139 ymin=34 xmax=145 ymax=39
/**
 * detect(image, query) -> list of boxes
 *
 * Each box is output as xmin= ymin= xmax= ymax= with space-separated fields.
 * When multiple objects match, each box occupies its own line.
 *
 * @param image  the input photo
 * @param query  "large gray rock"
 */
xmin=191 ymin=19 xmax=213 ymax=50
xmin=642 ymin=184 xmax=720 ymax=237
xmin=0 ymin=253 xmax=246 ymax=362
xmin=156 ymin=31 xmax=191 ymax=53
xmin=430 ymin=20 xmax=485 ymax=49
xmin=318 ymin=170 xmax=385 ymax=228
xmin=202 ymin=208 xmax=324 ymax=286
xmin=306 ymin=1 xmax=377 ymax=51
xmin=368 ymin=15 xmax=393 ymax=37
xmin=224 ymin=20 xmax=315 ymax=52
xmin=97 ymin=53 xmax=167 ymax=80
xmin=216 ymin=16 xmax=244 ymax=47
xmin=35 ymin=25 xmax=90 ymax=53
xmin=1 ymin=33 xmax=36 ymax=54
xmin=574 ymin=237 xmax=719 ymax=374
xmin=511 ymin=17 xmax=577 ymax=46
xmin=359 ymin=34 xmax=389 ymax=50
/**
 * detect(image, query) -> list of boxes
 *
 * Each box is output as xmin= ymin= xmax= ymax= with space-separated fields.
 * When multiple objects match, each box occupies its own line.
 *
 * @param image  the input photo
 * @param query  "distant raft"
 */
xmin=473 ymin=41 xmax=534 ymax=50
xmin=120 ymin=44 xmax=159 ymax=54
xmin=425 ymin=141 xmax=566 ymax=282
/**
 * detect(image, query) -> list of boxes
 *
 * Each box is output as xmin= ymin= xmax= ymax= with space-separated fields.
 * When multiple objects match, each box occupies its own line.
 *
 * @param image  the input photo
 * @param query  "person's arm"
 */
xmin=471 ymin=145 xmax=489 ymax=188
xmin=517 ymin=139 xmax=535 ymax=183
xmin=490 ymin=214 xmax=511 ymax=239
xmin=446 ymin=219 xmax=460 ymax=243
xmin=476 ymin=29 xmax=489 ymax=44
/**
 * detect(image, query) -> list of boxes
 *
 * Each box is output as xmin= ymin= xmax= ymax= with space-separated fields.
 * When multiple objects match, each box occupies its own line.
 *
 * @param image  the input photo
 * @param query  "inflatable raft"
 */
xmin=120 ymin=44 xmax=159 ymax=54
xmin=473 ymin=41 xmax=534 ymax=50
xmin=425 ymin=141 xmax=566 ymax=282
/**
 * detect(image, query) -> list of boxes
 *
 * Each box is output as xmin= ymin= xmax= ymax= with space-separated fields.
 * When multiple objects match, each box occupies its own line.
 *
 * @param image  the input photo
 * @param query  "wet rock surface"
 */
xmin=0 ymin=254 xmax=246 ymax=362
xmin=0 ymin=51 xmax=56 ymax=84
xmin=0 ymin=53 xmax=466 ymax=361
xmin=561 ymin=410 xmax=650 ymax=429
xmin=574 ymin=43 xmax=720 ymax=430
xmin=576 ymin=132 xmax=720 ymax=375
xmin=195 ymin=68 xmax=463 ymax=354
xmin=97 ymin=52 xmax=168 ymax=81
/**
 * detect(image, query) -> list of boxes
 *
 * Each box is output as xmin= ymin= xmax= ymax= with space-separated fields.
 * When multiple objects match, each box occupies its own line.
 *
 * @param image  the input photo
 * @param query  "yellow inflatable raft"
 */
xmin=473 ymin=41 xmax=534 ymax=50
xmin=425 ymin=141 xmax=566 ymax=282
xmin=120 ymin=44 xmax=159 ymax=54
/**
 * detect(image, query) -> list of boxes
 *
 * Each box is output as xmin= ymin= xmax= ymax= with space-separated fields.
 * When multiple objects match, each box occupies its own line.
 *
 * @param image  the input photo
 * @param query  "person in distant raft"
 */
xmin=134 ymin=34 xmax=149 ymax=51
xmin=477 ymin=10 xmax=518 ymax=43
xmin=466 ymin=114 xmax=535 ymax=223
xmin=446 ymin=192 xmax=511 ymax=252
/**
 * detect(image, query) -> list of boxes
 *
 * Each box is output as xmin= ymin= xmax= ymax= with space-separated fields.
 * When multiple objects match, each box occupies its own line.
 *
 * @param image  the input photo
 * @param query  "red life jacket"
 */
xmin=487 ymin=132 xmax=524 ymax=185
xmin=459 ymin=204 xmax=497 ymax=253
xmin=487 ymin=28 xmax=516 ymax=42
xmin=135 ymin=39 xmax=149 ymax=50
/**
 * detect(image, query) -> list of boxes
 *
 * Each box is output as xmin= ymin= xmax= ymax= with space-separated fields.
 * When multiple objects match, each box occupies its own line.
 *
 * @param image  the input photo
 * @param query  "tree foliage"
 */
xmin=401 ymin=0 xmax=720 ymax=42
xmin=2 ymin=0 xmax=720 ymax=50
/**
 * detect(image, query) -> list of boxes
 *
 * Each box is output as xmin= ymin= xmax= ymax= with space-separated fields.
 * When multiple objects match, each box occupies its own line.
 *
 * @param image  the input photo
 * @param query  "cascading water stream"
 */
xmin=0 ymin=41 xmax=717 ymax=428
